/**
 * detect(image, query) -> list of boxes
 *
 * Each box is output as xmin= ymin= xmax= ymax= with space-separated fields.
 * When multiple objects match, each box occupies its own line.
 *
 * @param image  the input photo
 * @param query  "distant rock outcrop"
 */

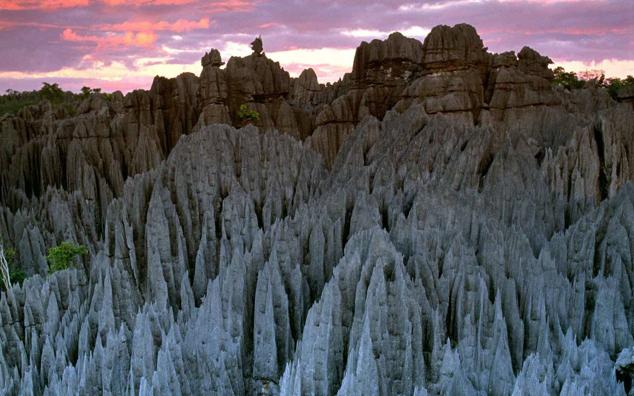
xmin=1 ymin=23 xmax=634 ymax=396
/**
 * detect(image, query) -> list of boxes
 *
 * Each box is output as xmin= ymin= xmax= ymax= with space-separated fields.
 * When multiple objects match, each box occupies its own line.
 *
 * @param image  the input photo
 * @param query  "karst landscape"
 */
xmin=1 ymin=22 xmax=634 ymax=395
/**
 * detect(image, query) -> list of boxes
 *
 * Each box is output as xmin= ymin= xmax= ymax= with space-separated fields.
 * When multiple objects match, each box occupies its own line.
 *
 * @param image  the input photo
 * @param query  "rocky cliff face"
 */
xmin=1 ymin=24 xmax=634 ymax=395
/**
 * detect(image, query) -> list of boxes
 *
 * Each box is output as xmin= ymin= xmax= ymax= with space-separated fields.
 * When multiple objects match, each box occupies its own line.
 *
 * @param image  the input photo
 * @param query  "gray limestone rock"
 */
xmin=1 ymin=23 xmax=634 ymax=396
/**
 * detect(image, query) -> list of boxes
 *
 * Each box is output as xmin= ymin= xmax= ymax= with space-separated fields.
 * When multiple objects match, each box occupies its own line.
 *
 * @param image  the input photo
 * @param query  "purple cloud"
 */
xmin=0 ymin=0 xmax=631 ymax=92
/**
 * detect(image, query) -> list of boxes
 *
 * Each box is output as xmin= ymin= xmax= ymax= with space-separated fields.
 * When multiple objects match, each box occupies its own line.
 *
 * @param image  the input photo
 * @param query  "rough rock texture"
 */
xmin=1 ymin=24 xmax=634 ymax=395
xmin=307 ymin=32 xmax=425 ymax=166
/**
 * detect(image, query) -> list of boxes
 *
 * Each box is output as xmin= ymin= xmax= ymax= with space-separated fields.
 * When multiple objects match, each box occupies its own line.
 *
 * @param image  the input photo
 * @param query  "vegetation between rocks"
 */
xmin=0 ymin=245 xmax=24 ymax=291
xmin=1 ymin=240 xmax=88 ymax=291
xmin=46 ymin=241 xmax=88 ymax=274
xmin=0 ymin=83 xmax=110 ymax=117
xmin=237 ymin=103 xmax=261 ymax=123
xmin=552 ymin=66 xmax=634 ymax=99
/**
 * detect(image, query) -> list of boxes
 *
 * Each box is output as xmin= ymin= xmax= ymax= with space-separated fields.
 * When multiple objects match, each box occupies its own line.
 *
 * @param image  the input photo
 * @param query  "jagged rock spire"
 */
xmin=251 ymin=35 xmax=263 ymax=55
xmin=201 ymin=48 xmax=224 ymax=67
xmin=1 ymin=23 xmax=634 ymax=396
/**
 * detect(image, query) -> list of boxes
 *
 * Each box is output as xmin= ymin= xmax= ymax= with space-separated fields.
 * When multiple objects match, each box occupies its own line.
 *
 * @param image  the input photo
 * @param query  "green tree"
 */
xmin=38 ymin=82 xmax=69 ymax=106
xmin=552 ymin=66 xmax=585 ymax=90
xmin=46 ymin=241 xmax=88 ymax=274
xmin=1 ymin=83 xmax=107 ymax=117
xmin=40 ymin=82 xmax=65 ymax=102
xmin=551 ymin=66 xmax=634 ymax=100
xmin=603 ymin=75 xmax=634 ymax=99
xmin=81 ymin=86 xmax=92 ymax=97
xmin=237 ymin=104 xmax=260 ymax=123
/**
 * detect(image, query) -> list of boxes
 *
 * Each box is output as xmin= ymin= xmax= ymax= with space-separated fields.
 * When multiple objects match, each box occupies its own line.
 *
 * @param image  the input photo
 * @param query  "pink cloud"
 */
xmin=479 ymin=26 xmax=631 ymax=37
xmin=98 ymin=0 xmax=253 ymax=13
xmin=101 ymin=0 xmax=194 ymax=5
xmin=202 ymin=0 xmax=253 ymax=13
xmin=61 ymin=28 xmax=157 ymax=48
xmin=258 ymin=22 xmax=284 ymax=29
xmin=0 ymin=20 xmax=82 ymax=31
xmin=1 ymin=0 xmax=632 ymax=93
xmin=101 ymin=17 xmax=210 ymax=33
xmin=0 ymin=0 xmax=89 ymax=10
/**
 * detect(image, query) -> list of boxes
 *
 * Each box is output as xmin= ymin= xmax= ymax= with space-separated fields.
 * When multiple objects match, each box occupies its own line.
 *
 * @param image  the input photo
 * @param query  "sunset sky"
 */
xmin=0 ymin=0 xmax=632 ymax=93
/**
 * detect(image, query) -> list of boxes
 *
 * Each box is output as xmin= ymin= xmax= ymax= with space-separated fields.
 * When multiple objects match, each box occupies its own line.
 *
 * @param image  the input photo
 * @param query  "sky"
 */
xmin=0 ymin=0 xmax=632 ymax=93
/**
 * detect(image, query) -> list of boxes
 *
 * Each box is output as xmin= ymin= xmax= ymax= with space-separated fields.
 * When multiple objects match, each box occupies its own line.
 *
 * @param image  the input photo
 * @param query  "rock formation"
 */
xmin=1 ymin=24 xmax=633 ymax=395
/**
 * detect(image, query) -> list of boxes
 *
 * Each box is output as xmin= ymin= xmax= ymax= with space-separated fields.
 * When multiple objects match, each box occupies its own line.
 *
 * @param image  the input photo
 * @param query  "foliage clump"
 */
xmin=552 ymin=66 xmax=586 ymax=90
xmin=1 ymin=83 xmax=110 ymax=117
xmin=604 ymin=75 xmax=634 ymax=99
xmin=2 ymin=240 xmax=89 ymax=289
xmin=46 ymin=241 xmax=88 ymax=274
xmin=5 ymin=248 xmax=25 ymax=284
xmin=1 ymin=246 xmax=25 ymax=291
xmin=237 ymin=104 xmax=260 ymax=123
xmin=0 ymin=82 xmax=74 ymax=116
xmin=552 ymin=66 xmax=634 ymax=100
xmin=81 ymin=86 xmax=102 ymax=97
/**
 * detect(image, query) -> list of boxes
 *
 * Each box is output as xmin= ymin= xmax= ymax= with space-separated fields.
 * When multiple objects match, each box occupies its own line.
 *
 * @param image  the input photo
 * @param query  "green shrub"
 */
xmin=237 ymin=104 xmax=260 ymax=123
xmin=603 ymin=75 xmax=634 ymax=99
xmin=1 ymin=247 xmax=25 ymax=290
xmin=551 ymin=67 xmax=634 ymax=100
xmin=0 ymin=93 xmax=39 ymax=116
xmin=81 ymin=86 xmax=92 ymax=97
xmin=1 ymin=83 xmax=111 ymax=117
xmin=46 ymin=241 xmax=88 ymax=274
xmin=80 ymin=86 xmax=104 ymax=98
xmin=39 ymin=82 xmax=65 ymax=103
xmin=9 ymin=268 xmax=25 ymax=285
xmin=552 ymin=66 xmax=585 ymax=90
xmin=4 ymin=247 xmax=15 ymax=265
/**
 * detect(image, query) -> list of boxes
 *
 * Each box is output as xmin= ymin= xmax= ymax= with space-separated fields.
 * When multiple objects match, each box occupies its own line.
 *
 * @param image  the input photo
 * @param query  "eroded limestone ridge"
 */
xmin=2 ymin=23 xmax=632 ymax=212
xmin=0 ymin=23 xmax=634 ymax=395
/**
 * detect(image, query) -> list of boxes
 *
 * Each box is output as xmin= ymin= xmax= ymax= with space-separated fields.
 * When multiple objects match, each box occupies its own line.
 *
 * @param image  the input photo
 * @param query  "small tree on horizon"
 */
xmin=81 ymin=86 xmax=92 ymax=97
xmin=552 ymin=66 xmax=585 ymax=90
xmin=39 ymin=82 xmax=65 ymax=102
